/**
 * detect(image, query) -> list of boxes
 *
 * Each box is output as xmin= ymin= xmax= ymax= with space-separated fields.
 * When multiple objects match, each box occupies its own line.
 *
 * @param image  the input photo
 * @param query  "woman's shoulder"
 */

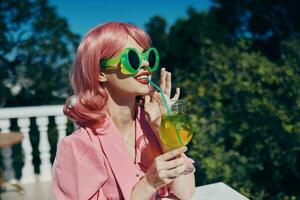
xmin=60 ymin=127 xmax=90 ymax=144
xmin=57 ymin=127 xmax=100 ymax=157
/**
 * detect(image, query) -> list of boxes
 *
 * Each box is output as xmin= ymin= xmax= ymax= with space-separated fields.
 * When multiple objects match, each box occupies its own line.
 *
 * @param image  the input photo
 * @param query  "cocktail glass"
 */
xmin=159 ymin=99 xmax=193 ymax=152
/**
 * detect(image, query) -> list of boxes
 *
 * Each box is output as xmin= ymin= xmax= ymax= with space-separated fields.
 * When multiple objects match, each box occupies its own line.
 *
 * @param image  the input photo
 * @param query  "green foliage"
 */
xmin=0 ymin=0 xmax=80 ymax=107
xmin=187 ymin=44 xmax=300 ymax=199
xmin=146 ymin=9 xmax=300 ymax=200
xmin=0 ymin=0 xmax=79 ymax=181
xmin=210 ymin=0 xmax=300 ymax=60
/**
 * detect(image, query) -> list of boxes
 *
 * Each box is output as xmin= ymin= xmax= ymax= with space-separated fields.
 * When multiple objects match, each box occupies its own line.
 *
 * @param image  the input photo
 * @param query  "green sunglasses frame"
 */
xmin=100 ymin=47 xmax=159 ymax=75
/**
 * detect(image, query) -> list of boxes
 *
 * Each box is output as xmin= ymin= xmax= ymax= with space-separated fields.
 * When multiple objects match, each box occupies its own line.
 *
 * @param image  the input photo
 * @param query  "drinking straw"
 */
xmin=145 ymin=78 xmax=185 ymax=145
xmin=144 ymin=78 xmax=172 ymax=115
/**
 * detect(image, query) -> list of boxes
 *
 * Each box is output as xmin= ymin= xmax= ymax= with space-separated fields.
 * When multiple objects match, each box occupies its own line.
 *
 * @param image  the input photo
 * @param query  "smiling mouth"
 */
xmin=134 ymin=72 xmax=150 ymax=85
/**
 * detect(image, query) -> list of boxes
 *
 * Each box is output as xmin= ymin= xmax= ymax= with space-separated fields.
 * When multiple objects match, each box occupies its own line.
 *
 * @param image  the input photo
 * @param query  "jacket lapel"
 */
xmin=92 ymin=117 xmax=138 ymax=200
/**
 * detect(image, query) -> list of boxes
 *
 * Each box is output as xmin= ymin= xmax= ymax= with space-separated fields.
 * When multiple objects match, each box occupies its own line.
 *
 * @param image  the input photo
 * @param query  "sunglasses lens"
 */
xmin=148 ymin=49 xmax=157 ymax=68
xmin=128 ymin=50 xmax=140 ymax=70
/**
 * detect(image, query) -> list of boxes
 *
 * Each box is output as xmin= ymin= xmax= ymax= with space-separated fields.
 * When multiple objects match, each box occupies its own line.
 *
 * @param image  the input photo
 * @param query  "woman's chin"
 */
xmin=135 ymin=91 xmax=150 ymax=96
xmin=132 ymin=85 xmax=151 ymax=95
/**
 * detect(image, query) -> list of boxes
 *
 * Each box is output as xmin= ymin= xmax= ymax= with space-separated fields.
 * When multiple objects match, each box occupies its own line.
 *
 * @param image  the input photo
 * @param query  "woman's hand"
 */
xmin=132 ymin=146 xmax=196 ymax=199
xmin=145 ymin=146 xmax=190 ymax=190
xmin=144 ymin=68 xmax=180 ymax=133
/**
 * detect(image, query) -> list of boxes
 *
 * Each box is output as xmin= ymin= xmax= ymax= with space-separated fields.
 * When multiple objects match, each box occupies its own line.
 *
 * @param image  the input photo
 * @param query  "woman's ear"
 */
xmin=99 ymin=72 xmax=107 ymax=82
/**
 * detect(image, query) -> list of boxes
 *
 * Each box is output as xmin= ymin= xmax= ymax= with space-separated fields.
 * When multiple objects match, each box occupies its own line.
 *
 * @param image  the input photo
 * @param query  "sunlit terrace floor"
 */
xmin=1 ymin=181 xmax=54 ymax=200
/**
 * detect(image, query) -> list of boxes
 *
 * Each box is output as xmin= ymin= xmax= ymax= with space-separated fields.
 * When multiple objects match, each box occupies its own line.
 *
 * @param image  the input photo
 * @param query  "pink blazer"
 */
xmin=52 ymin=106 xmax=193 ymax=200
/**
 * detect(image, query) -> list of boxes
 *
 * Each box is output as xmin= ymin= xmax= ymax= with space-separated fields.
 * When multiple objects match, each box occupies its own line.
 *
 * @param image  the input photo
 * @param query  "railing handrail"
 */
xmin=0 ymin=105 xmax=64 ymax=119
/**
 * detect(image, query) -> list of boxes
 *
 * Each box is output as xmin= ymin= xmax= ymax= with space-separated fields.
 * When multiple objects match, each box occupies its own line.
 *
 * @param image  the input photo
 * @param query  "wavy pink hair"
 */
xmin=63 ymin=22 xmax=151 ymax=127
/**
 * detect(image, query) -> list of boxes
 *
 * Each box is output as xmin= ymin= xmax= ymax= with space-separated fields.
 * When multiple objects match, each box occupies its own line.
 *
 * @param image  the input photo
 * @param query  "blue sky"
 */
xmin=49 ymin=0 xmax=212 ymax=37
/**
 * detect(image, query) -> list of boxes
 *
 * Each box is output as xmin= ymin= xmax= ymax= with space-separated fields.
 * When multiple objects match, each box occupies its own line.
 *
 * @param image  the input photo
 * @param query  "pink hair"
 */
xmin=63 ymin=22 xmax=151 ymax=127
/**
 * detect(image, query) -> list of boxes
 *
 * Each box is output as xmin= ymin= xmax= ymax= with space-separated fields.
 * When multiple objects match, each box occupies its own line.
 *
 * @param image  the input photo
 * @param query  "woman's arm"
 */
xmin=150 ymin=125 xmax=196 ymax=199
xmin=131 ymin=147 xmax=191 ymax=200
xmin=131 ymin=158 xmax=195 ymax=200
xmin=145 ymin=116 xmax=196 ymax=199
xmin=169 ymin=169 xmax=195 ymax=200
xmin=130 ymin=174 xmax=196 ymax=200
xmin=152 ymin=134 xmax=196 ymax=199
xmin=131 ymin=175 xmax=157 ymax=200
xmin=143 ymin=68 xmax=196 ymax=199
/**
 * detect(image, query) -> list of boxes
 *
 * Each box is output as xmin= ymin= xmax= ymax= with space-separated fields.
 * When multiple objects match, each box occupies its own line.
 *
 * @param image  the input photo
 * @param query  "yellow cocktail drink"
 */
xmin=159 ymin=112 xmax=193 ymax=150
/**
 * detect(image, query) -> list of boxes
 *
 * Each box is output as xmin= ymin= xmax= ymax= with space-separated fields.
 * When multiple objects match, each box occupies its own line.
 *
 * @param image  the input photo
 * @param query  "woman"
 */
xmin=52 ymin=22 xmax=195 ymax=200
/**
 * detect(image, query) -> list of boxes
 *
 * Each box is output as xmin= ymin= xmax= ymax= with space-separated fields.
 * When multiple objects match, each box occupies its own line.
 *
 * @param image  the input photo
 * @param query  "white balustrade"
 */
xmin=55 ymin=115 xmax=67 ymax=142
xmin=36 ymin=116 xmax=51 ymax=182
xmin=0 ymin=119 xmax=15 ymax=180
xmin=0 ymin=105 xmax=67 ymax=184
xmin=18 ymin=117 xmax=36 ymax=183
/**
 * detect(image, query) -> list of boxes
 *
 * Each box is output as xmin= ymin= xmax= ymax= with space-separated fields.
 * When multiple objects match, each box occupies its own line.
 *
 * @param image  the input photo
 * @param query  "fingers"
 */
xmin=159 ymin=156 xmax=186 ymax=170
xmin=170 ymin=87 xmax=180 ymax=106
xmin=154 ymin=157 xmax=194 ymax=183
xmin=157 ymin=146 xmax=187 ymax=161
xmin=160 ymin=68 xmax=171 ymax=97
xmin=159 ymin=68 xmax=179 ymax=101
xmin=148 ymin=147 xmax=192 ymax=188
xmin=160 ymin=163 xmax=187 ymax=179
xmin=159 ymin=68 xmax=167 ymax=92
xmin=165 ymin=72 xmax=171 ymax=97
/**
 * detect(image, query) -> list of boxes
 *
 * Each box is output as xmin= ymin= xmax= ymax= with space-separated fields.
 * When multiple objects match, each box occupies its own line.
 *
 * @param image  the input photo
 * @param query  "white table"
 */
xmin=191 ymin=182 xmax=249 ymax=200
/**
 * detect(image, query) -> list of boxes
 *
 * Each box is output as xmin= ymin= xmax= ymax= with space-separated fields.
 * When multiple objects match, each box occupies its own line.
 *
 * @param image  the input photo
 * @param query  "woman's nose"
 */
xmin=141 ymin=59 xmax=149 ymax=69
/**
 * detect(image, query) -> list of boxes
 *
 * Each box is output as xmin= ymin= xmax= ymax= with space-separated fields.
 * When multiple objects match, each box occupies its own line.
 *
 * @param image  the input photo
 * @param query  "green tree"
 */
xmin=0 ymin=0 xmax=80 ymax=107
xmin=145 ymin=16 xmax=168 ymax=62
xmin=146 ymin=8 xmax=300 ymax=199
xmin=0 ymin=0 xmax=79 ymax=178
xmin=210 ymin=0 xmax=300 ymax=60
xmin=187 ymin=43 xmax=300 ymax=200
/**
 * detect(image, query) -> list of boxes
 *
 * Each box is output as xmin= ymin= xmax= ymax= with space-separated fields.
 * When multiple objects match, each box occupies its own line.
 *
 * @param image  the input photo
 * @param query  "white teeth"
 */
xmin=136 ymin=75 xmax=148 ymax=80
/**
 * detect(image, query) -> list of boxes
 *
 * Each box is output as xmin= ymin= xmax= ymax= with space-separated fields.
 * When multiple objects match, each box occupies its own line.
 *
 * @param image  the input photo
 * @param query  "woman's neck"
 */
xmin=106 ymin=92 xmax=136 ymax=136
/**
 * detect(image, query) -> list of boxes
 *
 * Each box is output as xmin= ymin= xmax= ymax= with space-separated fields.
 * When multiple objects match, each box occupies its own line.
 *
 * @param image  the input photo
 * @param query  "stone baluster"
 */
xmin=17 ymin=118 xmax=36 ymax=183
xmin=54 ymin=115 xmax=67 ymax=142
xmin=36 ymin=116 xmax=51 ymax=182
xmin=0 ymin=119 xmax=15 ymax=181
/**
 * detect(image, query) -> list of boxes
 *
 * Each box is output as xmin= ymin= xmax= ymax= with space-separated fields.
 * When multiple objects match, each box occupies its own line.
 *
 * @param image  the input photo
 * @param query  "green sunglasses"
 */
xmin=100 ymin=47 xmax=160 ymax=76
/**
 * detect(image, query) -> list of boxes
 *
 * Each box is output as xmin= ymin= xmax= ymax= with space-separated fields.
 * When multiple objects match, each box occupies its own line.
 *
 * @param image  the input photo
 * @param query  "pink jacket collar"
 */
xmin=85 ymin=106 xmax=148 ymax=199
